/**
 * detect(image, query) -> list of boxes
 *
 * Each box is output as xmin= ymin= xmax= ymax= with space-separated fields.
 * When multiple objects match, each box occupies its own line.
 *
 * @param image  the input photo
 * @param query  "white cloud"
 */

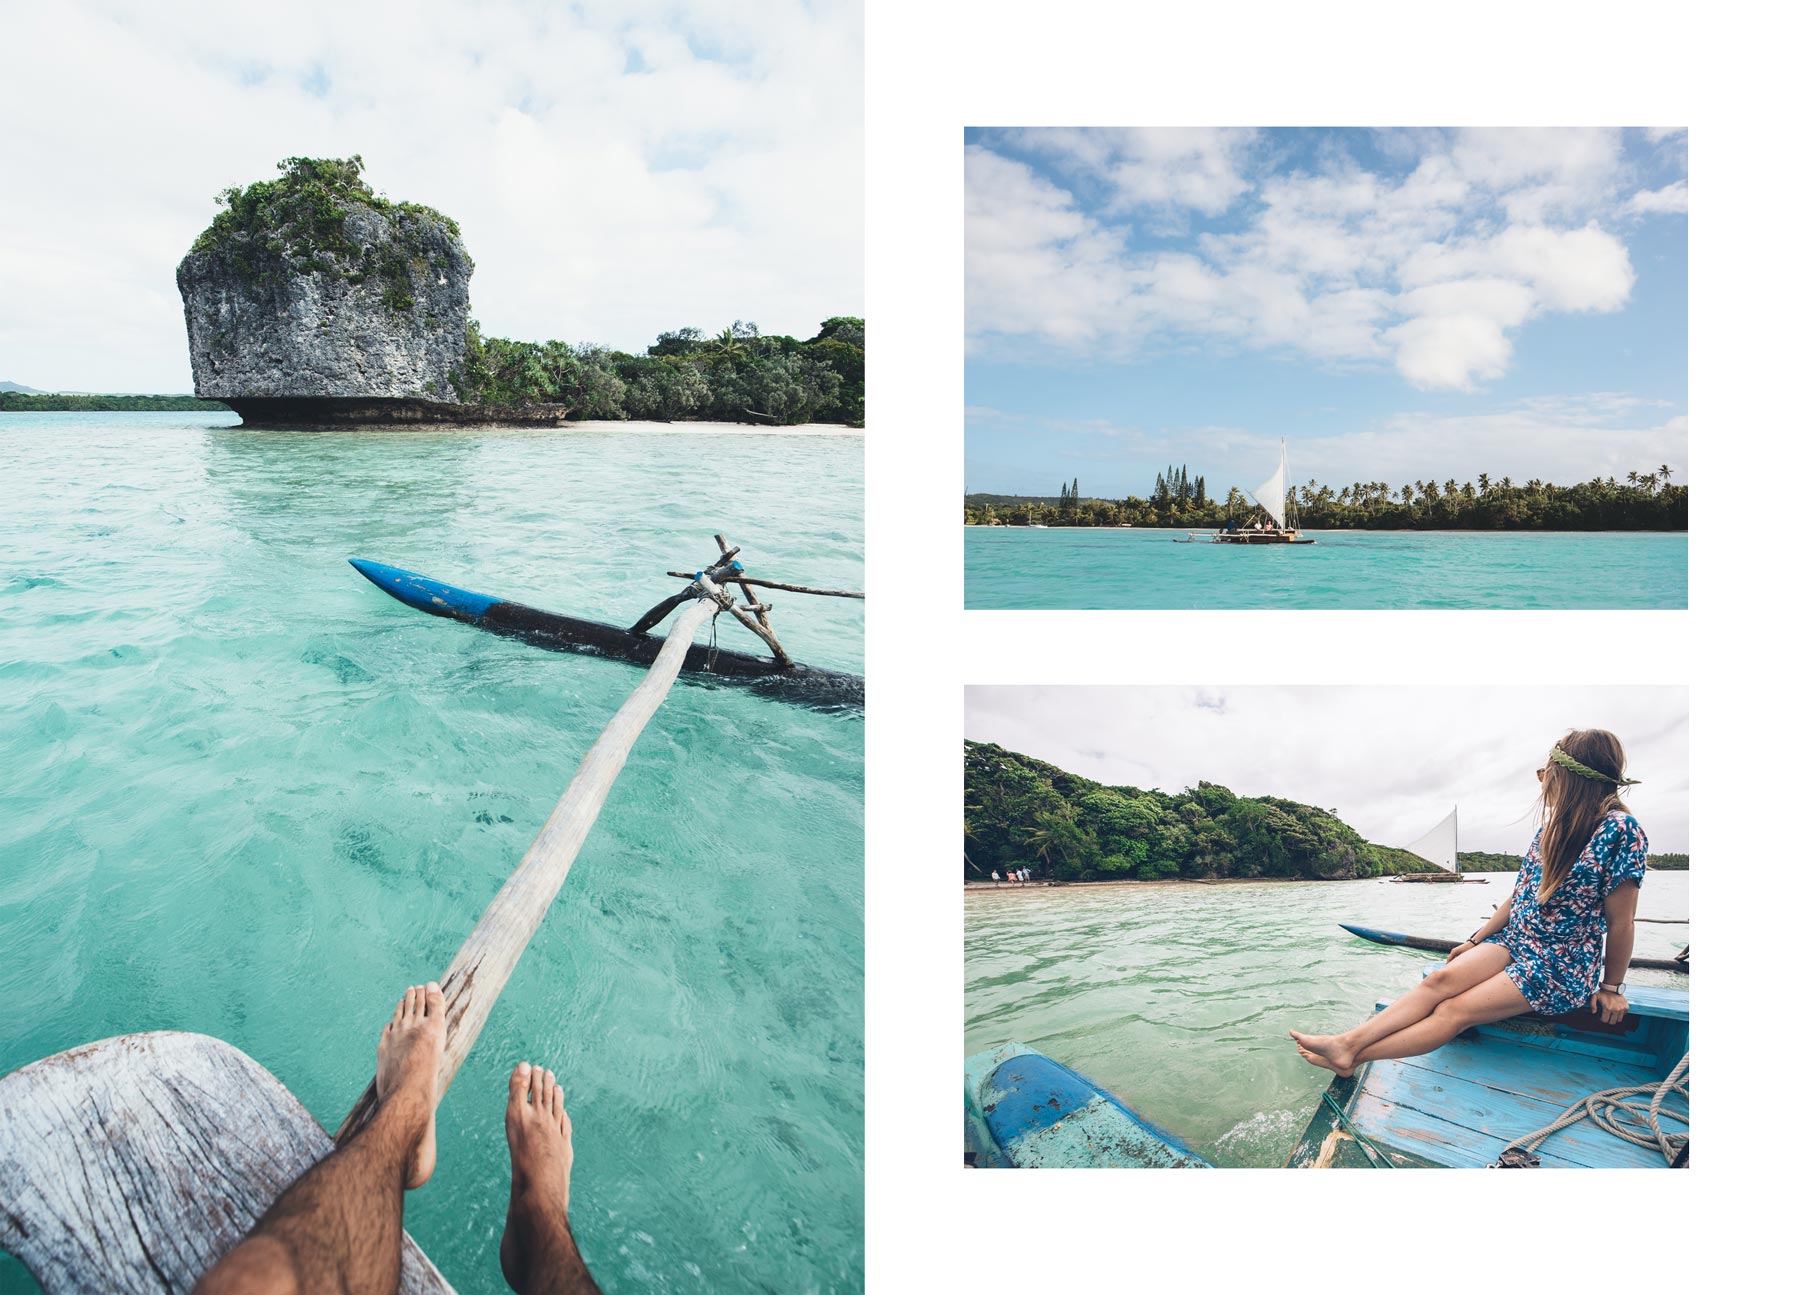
xmin=1007 ymin=126 xmax=1257 ymax=220
xmin=1626 ymin=181 xmax=1689 ymax=215
xmin=0 ymin=0 xmax=862 ymax=391
xmin=967 ymin=128 xmax=1675 ymax=390
xmin=965 ymin=685 xmax=1690 ymax=853
xmin=987 ymin=393 xmax=1688 ymax=493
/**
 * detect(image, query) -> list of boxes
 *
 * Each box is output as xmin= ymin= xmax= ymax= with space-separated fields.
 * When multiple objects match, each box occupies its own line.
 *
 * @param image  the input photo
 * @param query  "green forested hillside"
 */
xmin=964 ymin=741 xmax=1435 ymax=882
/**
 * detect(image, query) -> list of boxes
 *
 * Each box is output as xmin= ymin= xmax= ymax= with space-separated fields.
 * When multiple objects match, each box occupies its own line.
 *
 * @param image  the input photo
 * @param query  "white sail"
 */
xmin=1250 ymin=440 xmax=1290 ymax=530
xmin=1401 ymin=805 xmax=1459 ymax=873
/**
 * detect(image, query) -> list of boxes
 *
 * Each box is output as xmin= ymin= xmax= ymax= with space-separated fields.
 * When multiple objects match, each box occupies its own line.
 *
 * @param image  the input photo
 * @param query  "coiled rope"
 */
xmin=1490 ymin=1051 xmax=1689 ymax=1168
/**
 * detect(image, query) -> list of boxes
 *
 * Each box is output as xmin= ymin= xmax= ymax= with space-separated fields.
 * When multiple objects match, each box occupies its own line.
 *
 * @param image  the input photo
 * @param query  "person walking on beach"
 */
xmin=1288 ymin=729 xmax=1647 ymax=1078
xmin=197 ymin=982 xmax=605 ymax=1295
xmin=991 ymin=870 xmax=1000 ymax=884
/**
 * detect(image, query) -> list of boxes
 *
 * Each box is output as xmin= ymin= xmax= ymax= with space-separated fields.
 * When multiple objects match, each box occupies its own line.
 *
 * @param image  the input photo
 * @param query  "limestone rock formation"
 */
xmin=176 ymin=157 xmax=558 ymax=425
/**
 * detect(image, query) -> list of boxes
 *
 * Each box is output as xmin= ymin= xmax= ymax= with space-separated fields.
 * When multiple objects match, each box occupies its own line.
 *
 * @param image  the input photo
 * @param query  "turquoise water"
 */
xmin=0 ymin=413 xmax=863 ymax=1293
xmin=964 ymin=526 xmax=1687 ymax=608
xmin=965 ymin=872 xmax=1689 ymax=1166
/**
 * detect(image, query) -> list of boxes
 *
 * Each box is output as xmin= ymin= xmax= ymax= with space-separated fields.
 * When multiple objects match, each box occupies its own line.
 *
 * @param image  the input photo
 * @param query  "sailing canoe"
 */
xmin=349 ymin=559 xmax=863 ymax=709
xmin=1339 ymin=923 xmax=1687 ymax=973
xmin=964 ymin=1043 xmax=1211 ymax=1167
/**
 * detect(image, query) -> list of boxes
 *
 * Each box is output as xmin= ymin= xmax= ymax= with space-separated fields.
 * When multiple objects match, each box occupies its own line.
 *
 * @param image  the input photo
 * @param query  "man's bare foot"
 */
xmin=1289 ymin=1029 xmax=1357 ymax=1077
xmin=376 ymin=982 xmax=446 ymax=1189
xmin=500 ymin=1062 xmax=577 ymax=1294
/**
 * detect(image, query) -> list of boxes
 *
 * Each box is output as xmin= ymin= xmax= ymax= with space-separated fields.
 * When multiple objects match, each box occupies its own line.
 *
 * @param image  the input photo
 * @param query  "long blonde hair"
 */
xmin=1536 ymin=728 xmax=1629 ymax=902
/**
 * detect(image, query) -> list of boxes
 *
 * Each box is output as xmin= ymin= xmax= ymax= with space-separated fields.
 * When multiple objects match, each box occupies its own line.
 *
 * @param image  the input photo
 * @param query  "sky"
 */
xmin=965 ymin=685 xmax=1689 ymax=854
xmin=965 ymin=128 xmax=1688 ymax=498
xmin=0 ymin=0 xmax=862 ymax=393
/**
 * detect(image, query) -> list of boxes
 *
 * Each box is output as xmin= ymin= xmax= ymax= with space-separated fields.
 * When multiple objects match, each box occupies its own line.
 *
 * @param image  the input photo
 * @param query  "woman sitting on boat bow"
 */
xmin=1290 ymin=729 xmax=1647 ymax=1078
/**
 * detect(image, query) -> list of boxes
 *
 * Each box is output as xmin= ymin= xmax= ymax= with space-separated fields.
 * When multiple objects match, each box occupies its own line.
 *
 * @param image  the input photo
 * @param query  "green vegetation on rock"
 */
xmin=967 ymin=461 xmax=1687 ymax=531
xmin=451 ymin=316 xmax=864 ymax=426
xmin=964 ymin=740 xmax=1435 ymax=882
xmin=188 ymin=156 xmax=463 ymax=313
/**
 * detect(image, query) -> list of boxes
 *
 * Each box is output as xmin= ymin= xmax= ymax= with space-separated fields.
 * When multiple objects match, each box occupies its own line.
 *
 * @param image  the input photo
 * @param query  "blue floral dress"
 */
xmin=1482 ymin=810 xmax=1648 ymax=1014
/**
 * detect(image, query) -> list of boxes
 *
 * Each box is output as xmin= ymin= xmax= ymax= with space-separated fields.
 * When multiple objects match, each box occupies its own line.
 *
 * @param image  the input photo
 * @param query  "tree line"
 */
xmin=966 ymin=460 xmax=1686 ymax=530
xmin=1458 ymin=849 xmax=1688 ymax=872
xmin=451 ymin=316 xmax=864 ymax=426
xmin=0 ymin=393 xmax=228 ymax=412
xmin=964 ymin=741 xmax=1436 ymax=883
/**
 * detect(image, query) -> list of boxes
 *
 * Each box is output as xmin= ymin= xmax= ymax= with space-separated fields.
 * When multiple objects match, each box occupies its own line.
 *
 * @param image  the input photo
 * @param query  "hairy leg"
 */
xmin=500 ymin=1062 xmax=603 ymax=1295
xmin=196 ymin=984 xmax=447 ymax=1295
xmin=1291 ymin=943 xmax=1512 ymax=1075
xmin=1349 ymin=968 xmax=1532 ymax=1066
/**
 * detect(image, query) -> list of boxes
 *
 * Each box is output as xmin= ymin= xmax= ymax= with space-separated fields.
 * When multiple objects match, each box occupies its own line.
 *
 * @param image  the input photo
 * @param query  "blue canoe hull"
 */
xmin=1338 ymin=922 xmax=1685 ymax=973
xmin=349 ymin=559 xmax=862 ymax=710
xmin=964 ymin=1043 xmax=1210 ymax=1168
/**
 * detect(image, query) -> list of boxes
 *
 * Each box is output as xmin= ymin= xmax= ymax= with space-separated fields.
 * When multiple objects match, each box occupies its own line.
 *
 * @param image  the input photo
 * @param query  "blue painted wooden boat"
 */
xmin=349 ymin=559 xmax=863 ymax=709
xmin=1286 ymin=982 xmax=1689 ymax=1167
xmin=963 ymin=1043 xmax=1212 ymax=1167
xmin=1339 ymin=922 xmax=1687 ymax=973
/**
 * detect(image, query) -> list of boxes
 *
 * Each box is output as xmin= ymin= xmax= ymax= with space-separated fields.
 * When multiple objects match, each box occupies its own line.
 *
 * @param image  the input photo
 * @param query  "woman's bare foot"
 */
xmin=500 ymin=1062 xmax=577 ymax=1294
xmin=1289 ymin=1029 xmax=1357 ymax=1077
xmin=1296 ymin=1044 xmax=1358 ymax=1078
xmin=376 ymin=983 xmax=446 ymax=1189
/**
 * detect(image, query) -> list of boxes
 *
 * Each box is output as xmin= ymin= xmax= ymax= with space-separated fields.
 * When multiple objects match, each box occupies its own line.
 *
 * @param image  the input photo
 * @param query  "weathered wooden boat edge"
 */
xmin=0 ymin=1032 xmax=453 ymax=1293
xmin=348 ymin=558 xmax=864 ymax=709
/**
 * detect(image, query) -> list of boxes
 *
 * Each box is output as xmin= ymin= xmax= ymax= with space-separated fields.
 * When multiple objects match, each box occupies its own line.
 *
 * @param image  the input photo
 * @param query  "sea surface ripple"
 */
xmin=964 ymin=526 xmax=1687 ymax=609
xmin=0 ymin=413 xmax=864 ymax=1293
xmin=965 ymin=873 xmax=1689 ymax=1166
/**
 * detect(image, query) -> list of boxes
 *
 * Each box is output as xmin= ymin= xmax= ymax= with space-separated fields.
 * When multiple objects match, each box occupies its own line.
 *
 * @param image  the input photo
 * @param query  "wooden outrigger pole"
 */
xmin=0 ymin=547 xmax=760 ymax=1294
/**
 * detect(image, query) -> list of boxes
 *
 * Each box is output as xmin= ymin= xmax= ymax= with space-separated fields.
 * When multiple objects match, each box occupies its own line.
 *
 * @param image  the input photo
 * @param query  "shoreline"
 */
xmin=964 ymin=875 xmax=1364 ymax=892
xmin=964 ymin=524 xmax=1687 ymax=536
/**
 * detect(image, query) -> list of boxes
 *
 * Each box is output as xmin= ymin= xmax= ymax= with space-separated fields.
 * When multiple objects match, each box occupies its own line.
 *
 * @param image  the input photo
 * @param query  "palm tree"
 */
xmin=1659 ymin=464 xmax=1673 ymax=489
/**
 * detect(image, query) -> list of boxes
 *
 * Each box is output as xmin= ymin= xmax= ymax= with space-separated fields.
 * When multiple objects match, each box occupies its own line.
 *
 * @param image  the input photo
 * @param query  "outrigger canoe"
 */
xmin=963 ymin=1043 xmax=1211 ymax=1167
xmin=1339 ymin=923 xmax=1687 ymax=974
xmin=349 ymin=559 xmax=863 ymax=710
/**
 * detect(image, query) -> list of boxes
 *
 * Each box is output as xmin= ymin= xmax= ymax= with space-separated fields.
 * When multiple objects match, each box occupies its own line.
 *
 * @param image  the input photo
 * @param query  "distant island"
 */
xmin=1 ymin=393 xmax=227 ymax=412
xmin=966 ymin=462 xmax=1685 ymax=531
xmin=1460 ymin=849 xmax=1688 ymax=872
xmin=964 ymin=740 xmax=1438 ymax=882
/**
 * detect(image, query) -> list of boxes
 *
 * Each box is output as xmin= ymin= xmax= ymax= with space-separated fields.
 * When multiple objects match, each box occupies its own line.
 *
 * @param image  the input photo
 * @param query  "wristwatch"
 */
xmin=1599 ymin=982 xmax=1624 ymax=995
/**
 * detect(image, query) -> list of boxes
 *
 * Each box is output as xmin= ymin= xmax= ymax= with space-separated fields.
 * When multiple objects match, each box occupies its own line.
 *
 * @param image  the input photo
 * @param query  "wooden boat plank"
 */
xmin=1335 ymin=1088 xmax=1615 ymax=1169
xmin=1400 ymin=1028 xmax=1666 ymax=1101
xmin=0 ymin=1032 xmax=452 ymax=1293
xmin=1355 ymin=1059 xmax=1686 ymax=1170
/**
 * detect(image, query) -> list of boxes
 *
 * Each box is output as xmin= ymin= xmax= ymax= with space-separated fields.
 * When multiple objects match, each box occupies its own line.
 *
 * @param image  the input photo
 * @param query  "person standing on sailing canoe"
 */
xmin=1289 ymin=729 xmax=1647 ymax=1078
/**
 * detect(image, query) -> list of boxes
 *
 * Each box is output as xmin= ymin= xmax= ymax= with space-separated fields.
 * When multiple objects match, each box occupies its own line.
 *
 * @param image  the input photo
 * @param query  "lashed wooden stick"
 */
xmin=695 ymin=572 xmax=792 ymax=667
xmin=664 ymin=572 xmax=864 ymax=599
xmin=335 ymin=588 xmax=720 ymax=1141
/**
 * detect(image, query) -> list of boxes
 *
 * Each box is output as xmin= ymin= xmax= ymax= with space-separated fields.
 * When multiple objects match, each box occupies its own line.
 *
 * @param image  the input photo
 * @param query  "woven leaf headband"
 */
xmin=1549 ymin=744 xmax=1641 ymax=786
